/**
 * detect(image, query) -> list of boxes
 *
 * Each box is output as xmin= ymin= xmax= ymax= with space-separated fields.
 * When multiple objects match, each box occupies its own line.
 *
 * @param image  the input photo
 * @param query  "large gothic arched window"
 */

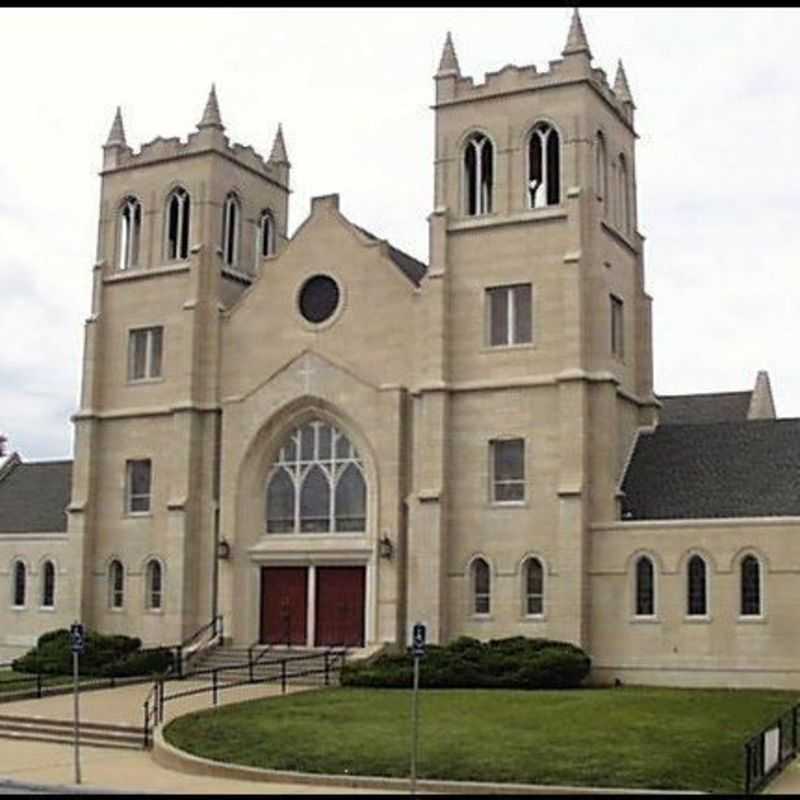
xmin=265 ymin=420 xmax=366 ymax=534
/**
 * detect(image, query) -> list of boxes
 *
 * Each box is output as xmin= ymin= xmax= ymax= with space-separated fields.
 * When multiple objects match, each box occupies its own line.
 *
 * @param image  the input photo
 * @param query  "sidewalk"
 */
xmin=0 ymin=679 xmax=394 ymax=794
xmin=764 ymin=758 xmax=800 ymax=794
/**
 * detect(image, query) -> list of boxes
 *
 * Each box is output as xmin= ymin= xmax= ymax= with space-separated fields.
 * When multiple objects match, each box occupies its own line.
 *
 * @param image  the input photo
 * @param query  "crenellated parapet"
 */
xmin=100 ymin=87 xmax=290 ymax=188
xmin=434 ymin=9 xmax=635 ymax=130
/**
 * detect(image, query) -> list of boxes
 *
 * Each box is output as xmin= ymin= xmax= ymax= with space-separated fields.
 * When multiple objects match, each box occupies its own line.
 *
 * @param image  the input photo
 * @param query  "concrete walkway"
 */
xmin=764 ymin=758 xmax=800 ymax=793
xmin=0 ymin=679 xmax=394 ymax=794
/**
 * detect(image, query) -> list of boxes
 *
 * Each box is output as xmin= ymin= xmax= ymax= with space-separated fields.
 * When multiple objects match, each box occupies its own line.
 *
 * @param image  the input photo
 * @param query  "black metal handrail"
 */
xmin=246 ymin=641 xmax=273 ymax=681
xmin=142 ymin=646 xmax=347 ymax=747
xmin=744 ymin=702 xmax=799 ymax=794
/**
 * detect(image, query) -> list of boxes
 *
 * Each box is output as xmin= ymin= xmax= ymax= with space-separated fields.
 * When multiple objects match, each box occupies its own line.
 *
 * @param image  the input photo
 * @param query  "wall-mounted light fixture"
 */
xmin=379 ymin=534 xmax=394 ymax=560
xmin=217 ymin=539 xmax=231 ymax=560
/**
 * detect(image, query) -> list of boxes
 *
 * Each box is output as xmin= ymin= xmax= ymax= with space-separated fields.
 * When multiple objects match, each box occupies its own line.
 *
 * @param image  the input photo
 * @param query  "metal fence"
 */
xmin=744 ymin=703 xmax=799 ymax=794
xmin=142 ymin=648 xmax=347 ymax=748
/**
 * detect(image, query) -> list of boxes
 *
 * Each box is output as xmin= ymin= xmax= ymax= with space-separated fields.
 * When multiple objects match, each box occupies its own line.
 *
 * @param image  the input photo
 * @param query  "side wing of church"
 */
xmin=3 ymin=11 xmax=800 ymax=688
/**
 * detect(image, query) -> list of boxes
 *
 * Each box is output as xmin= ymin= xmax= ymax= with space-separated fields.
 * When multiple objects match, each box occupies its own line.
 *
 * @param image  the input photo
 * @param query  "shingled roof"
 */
xmin=620 ymin=419 xmax=800 ymax=520
xmin=0 ymin=459 xmax=72 ymax=533
xmin=351 ymin=223 xmax=428 ymax=286
xmin=657 ymin=391 xmax=753 ymax=425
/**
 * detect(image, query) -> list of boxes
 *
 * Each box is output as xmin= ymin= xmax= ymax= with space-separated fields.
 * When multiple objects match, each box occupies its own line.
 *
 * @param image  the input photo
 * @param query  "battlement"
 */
xmin=101 ymin=86 xmax=290 ymax=187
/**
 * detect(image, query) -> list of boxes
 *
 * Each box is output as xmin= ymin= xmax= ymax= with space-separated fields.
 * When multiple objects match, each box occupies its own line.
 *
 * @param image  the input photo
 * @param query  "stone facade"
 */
xmin=2 ymin=12 xmax=799 ymax=686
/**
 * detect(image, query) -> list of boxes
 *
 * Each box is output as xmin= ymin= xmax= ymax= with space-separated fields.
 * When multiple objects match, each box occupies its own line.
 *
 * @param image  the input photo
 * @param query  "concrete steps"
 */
xmin=0 ymin=713 xmax=144 ymax=750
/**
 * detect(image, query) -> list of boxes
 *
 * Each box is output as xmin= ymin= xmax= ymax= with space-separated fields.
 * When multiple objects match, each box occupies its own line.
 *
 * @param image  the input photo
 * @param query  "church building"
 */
xmin=3 ymin=11 xmax=800 ymax=688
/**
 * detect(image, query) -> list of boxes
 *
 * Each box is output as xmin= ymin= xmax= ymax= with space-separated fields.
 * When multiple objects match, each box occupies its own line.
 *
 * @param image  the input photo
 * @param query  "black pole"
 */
xmin=212 ymin=669 xmax=218 ymax=706
xmin=281 ymin=660 xmax=287 ymax=694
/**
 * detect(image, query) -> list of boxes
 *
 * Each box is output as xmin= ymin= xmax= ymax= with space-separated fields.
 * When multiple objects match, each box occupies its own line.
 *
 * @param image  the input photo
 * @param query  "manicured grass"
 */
xmin=163 ymin=686 xmax=798 ymax=793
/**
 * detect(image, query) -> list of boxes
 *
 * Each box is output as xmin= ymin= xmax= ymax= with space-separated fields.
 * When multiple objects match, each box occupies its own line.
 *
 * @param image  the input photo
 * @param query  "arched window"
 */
xmin=41 ymin=561 xmax=55 ymax=609
xmin=109 ymin=560 xmax=124 ymax=609
xmin=12 ymin=561 xmax=26 ymax=607
xmin=259 ymin=210 xmax=275 ymax=258
xmin=146 ymin=560 xmax=163 ymax=610
xmin=222 ymin=192 xmax=240 ymax=267
xmin=265 ymin=420 xmax=366 ymax=534
xmin=635 ymin=555 xmax=655 ymax=616
xmin=165 ymin=187 xmax=191 ymax=261
xmin=472 ymin=558 xmax=491 ymax=615
xmin=463 ymin=132 xmax=493 ymax=216
xmin=618 ymin=154 xmax=631 ymax=235
xmin=118 ymin=196 xmax=142 ymax=270
xmin=687 ymin=555 xmax=707 ymax=617
xmin=524 ymin=557 xmax=544 ymax=616
xmin=595 ymin=132 xmax=607 ymax=207
xmin=741 ymin=555 xmax=761 ymax=616
xmin=528 ymin=121 xmax=560 ymax=208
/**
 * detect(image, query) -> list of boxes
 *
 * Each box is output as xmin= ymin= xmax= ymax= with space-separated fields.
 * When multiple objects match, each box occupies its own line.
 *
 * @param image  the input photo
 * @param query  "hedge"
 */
xmin=340 ymin=636 xmax=591 ymax=690
xmin=12 ymin=628 xmax=174 ymax=678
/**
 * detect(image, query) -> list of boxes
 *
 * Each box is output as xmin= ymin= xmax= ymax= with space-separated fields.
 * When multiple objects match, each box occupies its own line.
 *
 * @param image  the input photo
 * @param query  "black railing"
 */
xmin=141 ymin=647 xmax=347 ymax=748
xmin=247 ymin=641 xmax=273 ymax=682
xmin=744 ymin=703 xmax=799 ymax=794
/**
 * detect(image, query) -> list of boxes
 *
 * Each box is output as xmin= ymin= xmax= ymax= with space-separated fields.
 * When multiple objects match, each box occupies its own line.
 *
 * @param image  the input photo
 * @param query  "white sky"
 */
xmin=1 ymin=7 xmax=799 ymax=460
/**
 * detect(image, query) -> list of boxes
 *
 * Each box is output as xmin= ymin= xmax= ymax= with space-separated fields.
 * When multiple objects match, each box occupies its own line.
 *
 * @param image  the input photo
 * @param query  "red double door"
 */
xmin=260 ymin=566 xmax=365 ymax=647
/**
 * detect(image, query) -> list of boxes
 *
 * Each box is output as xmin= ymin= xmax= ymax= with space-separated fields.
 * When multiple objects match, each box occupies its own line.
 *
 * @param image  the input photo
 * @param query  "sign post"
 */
xmin=70 ymin=622 xmax=84 ymax=785
xmin=410 ymin=622 xmax=426 ymax=796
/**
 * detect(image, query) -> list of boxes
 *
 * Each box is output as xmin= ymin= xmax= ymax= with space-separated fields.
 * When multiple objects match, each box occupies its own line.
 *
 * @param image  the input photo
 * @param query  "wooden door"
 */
xmin=260 ymin=567 xmax=308 ymax=646
xmin=315 ymin=566 xmax=365 ymax=647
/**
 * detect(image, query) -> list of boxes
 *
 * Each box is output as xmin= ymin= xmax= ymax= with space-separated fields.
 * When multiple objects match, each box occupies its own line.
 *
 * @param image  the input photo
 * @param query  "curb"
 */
xmin=152 ymin=727 xmax=703 ymax=795
xmin=0 ymin=776 xmax=144 ymax=795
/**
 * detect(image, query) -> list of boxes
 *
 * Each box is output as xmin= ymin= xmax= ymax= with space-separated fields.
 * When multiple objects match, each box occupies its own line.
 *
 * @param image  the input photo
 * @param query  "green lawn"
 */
xmin=163 ymin=686 xmax=798 ymax=793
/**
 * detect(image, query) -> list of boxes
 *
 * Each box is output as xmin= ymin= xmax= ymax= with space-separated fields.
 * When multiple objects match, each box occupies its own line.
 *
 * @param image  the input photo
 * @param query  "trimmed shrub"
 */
xmin=340 ymin=636 xmax=590 ymax=690
xmin=11 ymin=628 xmax=166 ymax=677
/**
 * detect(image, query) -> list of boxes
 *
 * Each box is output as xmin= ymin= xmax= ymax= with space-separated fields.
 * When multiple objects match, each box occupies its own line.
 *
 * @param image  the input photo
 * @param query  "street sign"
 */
xmin=412 ymin=622 xmax=426 ymax=657
xmin=69 ymin=623 xmax=85 ymax=655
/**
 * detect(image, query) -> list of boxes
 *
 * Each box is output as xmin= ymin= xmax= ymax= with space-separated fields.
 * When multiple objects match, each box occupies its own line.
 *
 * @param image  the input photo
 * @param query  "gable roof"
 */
xmin=620 ymin=419 xmax=800 ymax=520
xmin=657 ymin=391 xmax=753 ymax=426
xmin=0 ymin=459 xmax=73 ymax=533
xmin=350 ymin=223 xmax=428 ymax=286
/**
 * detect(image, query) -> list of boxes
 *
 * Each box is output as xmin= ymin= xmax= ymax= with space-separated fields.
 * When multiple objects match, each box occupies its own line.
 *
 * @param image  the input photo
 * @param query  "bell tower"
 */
xmin=408 ymin=9 xmax=658 ymax=648
xmin=68 ymin=86 xmax=292 ymax=642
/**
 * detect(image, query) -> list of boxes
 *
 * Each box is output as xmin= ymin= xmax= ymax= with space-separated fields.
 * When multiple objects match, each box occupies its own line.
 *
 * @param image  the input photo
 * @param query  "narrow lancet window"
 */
xmin=687 ymin=555 xmax=707 ymax=616
xmin=146 ymin=560 xmax=163 ymax=610
xmin=740 ymin=555 xmax=761 ymax=616
xmin=635 ymin=556 xmax=655 ymax=616
xmin=166 ymin=188 xmax=191 ymax=261
xmin=118 ymin=197 xmax=142 ymax=270
xmin=464 ymin=133 xmax=493 ymax=216
xmin=472 ymin=558 xmax=491 ymax=615
xmin=595 ymin=132 xmax=607 ymax=207
xmin=222 ymin=192 xmax=240 ymax=267
xmin=41 ymin=561 xmax=55 ymax=608
xmin=12 ymin=561 xmax=26 ymax=607
xmin=618 ymin=154 xmax=631 ymax=235
xmin=528 ymin=122 xmax=560 ymax=208
xmin=525 ymin=558 xmax=544 ymax=616
xmin=109 ymin=560 xmax=124 ymax=609
xmin=259 ymin=210 xmax=275 ymax=258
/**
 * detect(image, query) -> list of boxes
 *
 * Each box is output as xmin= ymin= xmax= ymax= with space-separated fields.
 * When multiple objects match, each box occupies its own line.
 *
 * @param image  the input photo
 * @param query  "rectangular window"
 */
xmin=611 ymin=295 xmax=624 ymax=359
xmin=126 ymin=459 xmax=152 ymax=514
xmin=128 ymin=327 xmax=164 ymax=381
xmin=490 ymin=439 xmax=525 ymax=503
xmin=487 ymin=284 xmax=532 ymax=347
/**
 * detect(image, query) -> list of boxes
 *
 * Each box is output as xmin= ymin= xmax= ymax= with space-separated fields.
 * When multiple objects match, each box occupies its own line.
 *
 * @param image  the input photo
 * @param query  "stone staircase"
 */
xmin=0 ymin=712 xmax=144 ymax=750
xmin=186 ymin=644 xmax=347 ymax=687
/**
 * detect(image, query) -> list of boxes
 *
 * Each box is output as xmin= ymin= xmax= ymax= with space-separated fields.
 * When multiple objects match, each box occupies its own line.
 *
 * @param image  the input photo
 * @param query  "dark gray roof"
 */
xmin=658 ymin=391 xmax=752 ymax=425
xmin=352 ymin=224 xmax=428 ymax=286
xmin=0 ymin=460 xmax=72 ymax=532
xmin=621 ymin=419 xmax=800 ymax=520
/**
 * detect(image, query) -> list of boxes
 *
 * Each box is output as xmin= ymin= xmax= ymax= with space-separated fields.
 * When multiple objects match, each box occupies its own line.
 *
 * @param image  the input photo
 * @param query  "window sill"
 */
xmin=145 ymin=608 xmax=164 ymax=616
xmin=450 ymin=207 xmax=567 ymax=232
xmin=489 ymin=501 xmax=528 ymax=509
xmin=39 ymin=606 xmax=56 ymax=613
xmin=683 ymin=615 xmax=712 ymax=624
xmin=470 ymin=614 xmax=494 ymax=621
xmin=109 ymin=607 xmax=125 ymax=613
xmin=10 ymin=605 xmax=27 ymax=612
xmin=630 ymin=615 xmax=660 ymax=624
xmin=105 ymin=263 xmax=191 ymax=284
xmin=481 ymin=343 xmax=536 ymax=353
xmin=737 ymin=615 xmax=767 ymax=624
xmin=125 ymin=512 xmax=153 ymax=519
xmin=127 ymin=377 xmax=165 ymax=386
xmin=600 ymin=220 xmax=638 ymax=254
xmin=522 ymin=614 xmax=546 ymax=622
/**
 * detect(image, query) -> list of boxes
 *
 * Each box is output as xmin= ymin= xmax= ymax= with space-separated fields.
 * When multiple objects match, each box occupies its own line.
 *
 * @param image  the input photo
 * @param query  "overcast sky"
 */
xmin=1 ymin=7 xmax=799 ymax=460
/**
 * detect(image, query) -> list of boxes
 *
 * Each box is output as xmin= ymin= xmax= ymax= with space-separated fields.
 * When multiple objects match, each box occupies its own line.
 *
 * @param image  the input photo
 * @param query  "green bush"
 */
xmin=11 ymin=628 xmax=167 ymax=677
xmin=340 ymin=636 xmax=590 ymax=690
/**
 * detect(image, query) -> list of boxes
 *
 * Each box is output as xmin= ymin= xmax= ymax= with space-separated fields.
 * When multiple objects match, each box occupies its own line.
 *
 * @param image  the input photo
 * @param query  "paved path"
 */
xmin=0 ymin=679 xmax=394 ymax=794
xmin=765 ymin=758 xmax=800 ymax=793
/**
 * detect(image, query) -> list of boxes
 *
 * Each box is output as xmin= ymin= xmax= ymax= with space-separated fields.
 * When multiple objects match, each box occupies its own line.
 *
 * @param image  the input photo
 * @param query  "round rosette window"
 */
xmin=298 ymin=275 xmax=340 ymax=324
